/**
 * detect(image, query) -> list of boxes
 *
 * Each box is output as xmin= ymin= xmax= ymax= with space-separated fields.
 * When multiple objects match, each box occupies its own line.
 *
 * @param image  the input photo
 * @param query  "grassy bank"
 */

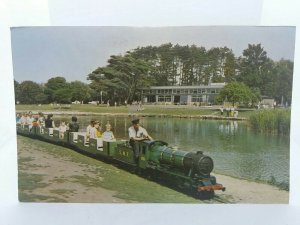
xmin=249 ymin=109 xmax=291 ymax=135
xmin=16 ymin=104 xmax=254 ymax=119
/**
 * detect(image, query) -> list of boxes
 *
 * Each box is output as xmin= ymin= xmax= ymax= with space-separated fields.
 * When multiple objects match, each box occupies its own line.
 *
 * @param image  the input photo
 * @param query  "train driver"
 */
xmin=128 ymin=118 xmax=153 ymax=162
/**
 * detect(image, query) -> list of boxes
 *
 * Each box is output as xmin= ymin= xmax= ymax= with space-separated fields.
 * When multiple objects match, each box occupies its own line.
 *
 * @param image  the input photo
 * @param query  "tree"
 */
xmin=132 ymin=43 xmax=177 ymax=86
xmin=69 ymin=81 xmax=92 ymax=103
xmin=271 ymin=59 xmax=294 ymax=105
xmin=44 ymin=77 xmax=69 ymax=103
xmin=217 ymin=82 xmax=260 ymax=107
xmin=223 ymin=50 xmax=236 ymax=82
xmin=53 ymin=88 xmax=72 ymax=104
xmin=14 ymin=80 xmax=21 ymax=103
xmin=16 ymin=81 xmax=47 ymax=104
xmin=88 ymin=54 xmax=153 ymax=103
xmin=237 ymin=44 xmax=272 ymax=95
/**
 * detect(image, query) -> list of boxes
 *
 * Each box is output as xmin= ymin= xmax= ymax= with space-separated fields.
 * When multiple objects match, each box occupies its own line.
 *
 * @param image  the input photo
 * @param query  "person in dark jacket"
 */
xmin=68 ymin=116 xmax=79 ymax=132
xmin=45 ymin=114 xmax=55 ymax=128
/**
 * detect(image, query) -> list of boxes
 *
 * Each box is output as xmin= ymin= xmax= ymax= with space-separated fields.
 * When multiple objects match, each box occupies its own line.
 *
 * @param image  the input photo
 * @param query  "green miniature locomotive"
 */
xmin=17 ymin=124 xmax=225 ymax=199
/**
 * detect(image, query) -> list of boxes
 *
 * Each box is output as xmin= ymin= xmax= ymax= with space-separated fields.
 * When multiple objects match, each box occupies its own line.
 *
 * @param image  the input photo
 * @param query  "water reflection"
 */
xmin=218 ymin=121 xmax=238 ymax=135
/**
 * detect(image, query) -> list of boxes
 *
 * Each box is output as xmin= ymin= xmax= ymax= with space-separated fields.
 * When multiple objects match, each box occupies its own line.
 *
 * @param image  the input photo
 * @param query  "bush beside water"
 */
xmin=249 ymin=109 xmax=291 ymax=135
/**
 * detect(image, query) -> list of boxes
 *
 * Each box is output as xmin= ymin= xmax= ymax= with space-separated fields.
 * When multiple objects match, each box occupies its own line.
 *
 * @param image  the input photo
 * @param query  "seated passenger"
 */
xmin=90 ymin=121 xmax=102 ymax=139
xmin=86 ymin=120 xmax=95 ymax=143
xmin=16 ymin=113 xmax=21 ymax=124
xmin=26 ymin=112 xmax=34 ymax=129
xmin=38 ymin=112 xmax=45 ymax=127
xmin=59 ymin=121 xmax=67 ymax=139
xmin=68 ymin=116 xmax=79 ymax=132
xmin=102 ymin=124 xmax=115 ymax=141
xmin=20 ymin=113 xmax=27 ymax=127
xmin=32 ymin=118 xmax=39 ymax=127
xmin=45 ymin=114 xmax=55 ymax=128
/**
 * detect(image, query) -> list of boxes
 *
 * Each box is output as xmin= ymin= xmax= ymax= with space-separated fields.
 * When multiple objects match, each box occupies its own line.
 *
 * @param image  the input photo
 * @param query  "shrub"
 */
xmin=249 ymin=109 xmax=291 ymax=135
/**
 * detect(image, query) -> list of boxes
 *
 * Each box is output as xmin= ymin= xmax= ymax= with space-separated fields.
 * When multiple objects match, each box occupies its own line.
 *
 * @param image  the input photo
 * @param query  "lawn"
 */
xmin=16 ymin=104 xmax=255 ymax=119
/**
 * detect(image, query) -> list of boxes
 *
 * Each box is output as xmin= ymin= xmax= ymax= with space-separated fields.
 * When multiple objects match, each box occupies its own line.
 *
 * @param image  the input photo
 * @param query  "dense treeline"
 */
xmin=130 ymin=43 xmax=236 ymax=85
xmin=15 ymin=43 xmax=293 ymax=105
xmin=14 ymin=78 xmax=94 ymax=104
xmin=88 ymin=43 xmax=293 ymax=104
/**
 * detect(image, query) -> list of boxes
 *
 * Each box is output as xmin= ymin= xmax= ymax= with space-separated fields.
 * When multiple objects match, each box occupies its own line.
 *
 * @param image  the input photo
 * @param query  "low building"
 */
xmin=88 ymin=101 xmax=99 ymax=105
xmin=260 ymin=97 xmax=275 ymax=108
xmin=72 ymin=100 xmax=81 ymax=104
xmin=141 ymin=83 xmax=226 ymax=105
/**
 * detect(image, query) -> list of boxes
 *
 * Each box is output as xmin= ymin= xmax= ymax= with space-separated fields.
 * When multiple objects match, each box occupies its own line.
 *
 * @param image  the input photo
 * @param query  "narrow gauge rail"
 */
xmin=17 ymin=124 xmax=225 ymax=200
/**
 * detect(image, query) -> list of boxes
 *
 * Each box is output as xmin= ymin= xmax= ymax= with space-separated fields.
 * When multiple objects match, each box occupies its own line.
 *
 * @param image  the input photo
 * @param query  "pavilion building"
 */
xmin=141 ymin=83 xmax=226 ymax=105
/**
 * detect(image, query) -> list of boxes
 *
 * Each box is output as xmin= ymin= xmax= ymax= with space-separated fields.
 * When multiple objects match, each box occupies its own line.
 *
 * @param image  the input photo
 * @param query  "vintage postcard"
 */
xmin=12 ymin=26 xmax=295 ymax=203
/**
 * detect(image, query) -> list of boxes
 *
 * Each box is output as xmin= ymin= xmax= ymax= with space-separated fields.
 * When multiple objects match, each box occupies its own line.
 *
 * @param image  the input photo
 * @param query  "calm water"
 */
xmin=55 ymin=115 xmax=290 ymax=185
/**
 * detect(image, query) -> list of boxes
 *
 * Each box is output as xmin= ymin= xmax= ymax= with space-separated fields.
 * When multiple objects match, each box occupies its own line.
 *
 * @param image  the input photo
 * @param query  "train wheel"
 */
xmin=198 ymin=191 xmax=215 ymax=200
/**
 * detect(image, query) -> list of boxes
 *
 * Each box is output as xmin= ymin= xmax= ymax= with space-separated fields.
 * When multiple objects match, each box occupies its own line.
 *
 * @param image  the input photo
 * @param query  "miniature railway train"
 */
xmin=17 ymin=124 xmax=225 ymax=200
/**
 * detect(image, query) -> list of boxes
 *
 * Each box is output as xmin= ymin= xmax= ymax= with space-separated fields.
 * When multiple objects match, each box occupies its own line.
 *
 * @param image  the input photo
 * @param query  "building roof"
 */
xmin=142 ymin=83 xmax=226 ymax=90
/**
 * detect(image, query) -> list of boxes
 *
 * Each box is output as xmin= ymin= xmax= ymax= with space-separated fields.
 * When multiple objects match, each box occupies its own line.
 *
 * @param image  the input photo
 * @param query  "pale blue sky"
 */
xmin=11 ymin=26 xmax=295 ymax=83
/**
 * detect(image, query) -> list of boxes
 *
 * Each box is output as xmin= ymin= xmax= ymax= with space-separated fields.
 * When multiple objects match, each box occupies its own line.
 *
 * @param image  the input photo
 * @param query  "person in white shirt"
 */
xmin=102 ymin=123 xmax=115 ymax=141
xmin=90 ymin=121 xmax=102 ymax=139
xmin=38 ymin=112 xmax=45 ymax=127
xmin=59 ymin=121 xmax=67 ymax=139
xmin=20 ymin=113 xmax=27 ymax=127
xmin=128 ymin=118 xmax=153 ymax=162
xmin=26 ymin=113 xmax=34 ymax=129
xmin=85 ymin=120 xmax=95 ymax=143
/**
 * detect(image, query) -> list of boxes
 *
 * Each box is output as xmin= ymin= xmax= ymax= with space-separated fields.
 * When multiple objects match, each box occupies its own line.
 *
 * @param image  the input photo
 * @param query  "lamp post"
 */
xmin=100 ymin=91 xmax=103 ymax=105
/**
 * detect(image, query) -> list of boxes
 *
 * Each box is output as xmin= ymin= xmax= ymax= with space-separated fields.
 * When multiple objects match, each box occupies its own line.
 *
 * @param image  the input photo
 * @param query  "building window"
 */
xmin=189 ymin=89 xmax=197 ymax=94
xmin=158 ymin=96 xmax=171 ymax=102
xmin=191 ymin=96 xmax=203 ymax=102
xmin=165 ymin=96 xmax=171 ymax=102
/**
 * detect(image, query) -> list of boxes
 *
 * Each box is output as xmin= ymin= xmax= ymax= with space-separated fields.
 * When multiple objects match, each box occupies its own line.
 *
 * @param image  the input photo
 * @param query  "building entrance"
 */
xmin=174 ymin=95 xmax=180 ymax=104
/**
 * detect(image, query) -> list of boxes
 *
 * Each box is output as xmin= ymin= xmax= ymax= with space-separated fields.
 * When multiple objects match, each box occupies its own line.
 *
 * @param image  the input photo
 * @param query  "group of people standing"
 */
xmin=220 ymin=107 xmax=238 ymax=118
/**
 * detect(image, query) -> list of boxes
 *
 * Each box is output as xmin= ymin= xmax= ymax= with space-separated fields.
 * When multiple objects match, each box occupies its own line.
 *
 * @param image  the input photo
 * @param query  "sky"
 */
xmin=11 ymin=26 xmax=296 ymax=84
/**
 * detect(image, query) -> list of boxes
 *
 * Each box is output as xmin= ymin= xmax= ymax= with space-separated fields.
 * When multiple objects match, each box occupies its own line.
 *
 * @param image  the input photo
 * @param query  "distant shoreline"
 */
xmin=15 ymin=109 xmax=247 ymax=121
